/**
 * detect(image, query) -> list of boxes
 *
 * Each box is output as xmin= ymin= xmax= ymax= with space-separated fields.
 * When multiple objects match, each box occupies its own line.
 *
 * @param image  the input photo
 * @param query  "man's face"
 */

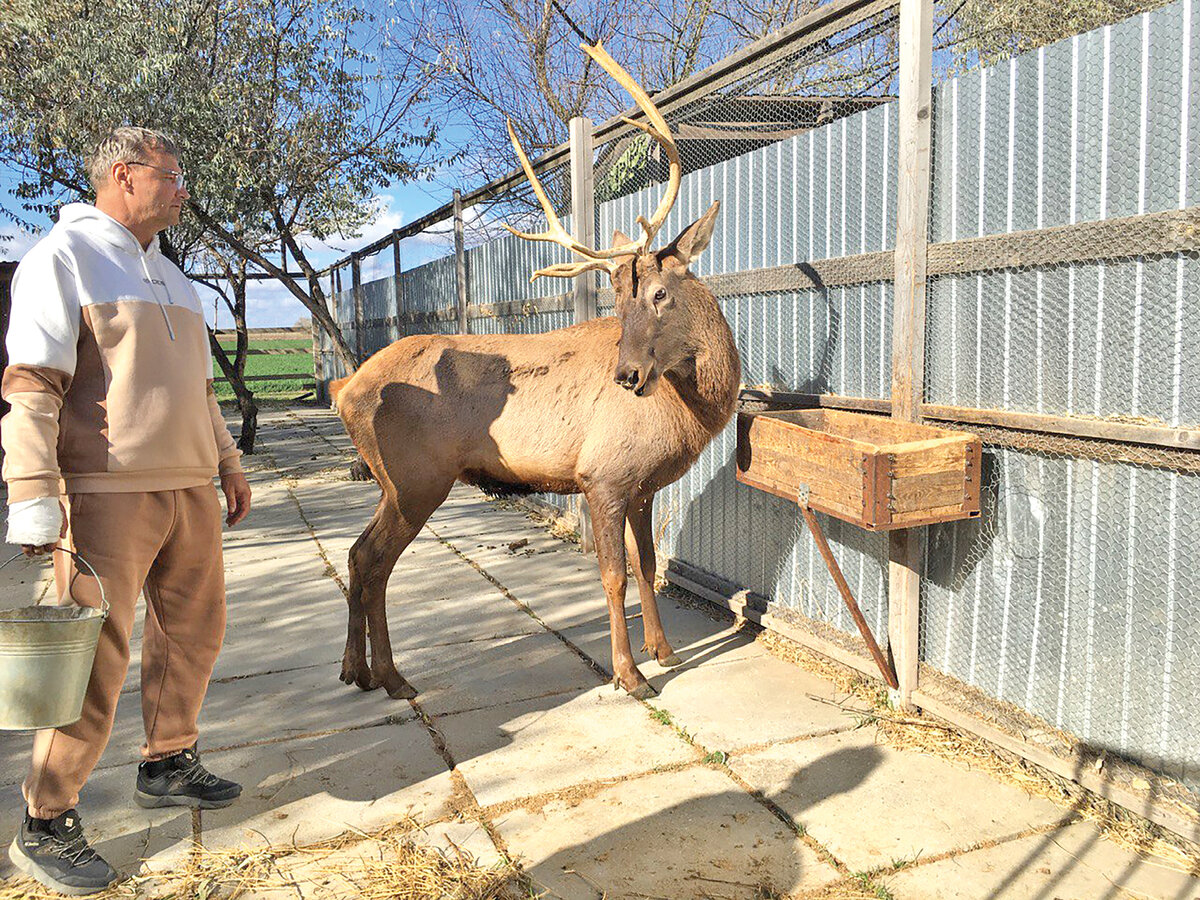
xmin=116 ymin=148 xmax=190 ymax=233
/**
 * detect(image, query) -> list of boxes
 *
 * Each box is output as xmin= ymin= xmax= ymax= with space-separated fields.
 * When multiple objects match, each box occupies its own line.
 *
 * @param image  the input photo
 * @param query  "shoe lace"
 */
xmin=48 ymin=831 xmax=98 ymax=866
xmin=178 ymin=759 xmax=221 ymax=788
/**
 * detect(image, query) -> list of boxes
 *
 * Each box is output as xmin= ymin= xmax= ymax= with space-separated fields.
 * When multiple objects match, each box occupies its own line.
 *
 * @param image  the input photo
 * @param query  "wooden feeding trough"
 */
xmin=736 ymin=408 xmax=983 ymax=688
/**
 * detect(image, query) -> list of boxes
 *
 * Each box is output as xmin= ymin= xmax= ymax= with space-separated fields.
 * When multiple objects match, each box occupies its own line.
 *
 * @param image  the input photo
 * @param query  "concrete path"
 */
xmin=0 ymin=405 xmax=1196 ymax=899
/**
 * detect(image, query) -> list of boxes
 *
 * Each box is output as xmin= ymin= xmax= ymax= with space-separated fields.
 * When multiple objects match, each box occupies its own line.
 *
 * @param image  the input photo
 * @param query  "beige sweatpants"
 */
xmin=23 ymin=485 xmax=227 ymax=819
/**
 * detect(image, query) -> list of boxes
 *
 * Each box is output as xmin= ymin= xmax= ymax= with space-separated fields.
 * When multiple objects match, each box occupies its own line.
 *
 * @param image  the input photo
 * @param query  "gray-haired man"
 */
xmin=2 ymin=127 xmax=250 ymax=894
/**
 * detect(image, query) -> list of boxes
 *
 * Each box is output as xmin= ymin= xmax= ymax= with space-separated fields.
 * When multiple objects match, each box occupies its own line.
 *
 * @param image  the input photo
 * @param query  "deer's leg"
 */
xmin=348 ymin=484 xmax=448 ymax=699
xmin=341 ymin=500 xmax=383 ymax=690
xmin=588 ymin=489 xmax=655 ymax=699
xmin=625 ymin=493 xmax=681 ymax=667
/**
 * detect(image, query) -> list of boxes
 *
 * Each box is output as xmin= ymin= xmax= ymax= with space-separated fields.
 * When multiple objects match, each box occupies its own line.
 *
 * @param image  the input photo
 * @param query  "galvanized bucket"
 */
xmin=0 ymin=549 xmax=108 ymax=730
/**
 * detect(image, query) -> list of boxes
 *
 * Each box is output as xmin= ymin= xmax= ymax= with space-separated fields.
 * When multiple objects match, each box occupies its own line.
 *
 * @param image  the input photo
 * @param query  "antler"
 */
xmin=503 ymin=41 xmax=682 ymax=281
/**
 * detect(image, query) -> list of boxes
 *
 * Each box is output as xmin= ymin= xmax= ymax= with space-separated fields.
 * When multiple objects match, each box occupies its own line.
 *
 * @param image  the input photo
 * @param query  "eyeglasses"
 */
xmin=126 ymin=161 xmax=186 ymax=190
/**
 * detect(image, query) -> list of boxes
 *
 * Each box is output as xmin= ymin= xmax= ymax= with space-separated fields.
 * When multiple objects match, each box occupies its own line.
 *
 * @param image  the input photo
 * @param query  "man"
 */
xmin=1 ymin=126 xmax=252 ymax=895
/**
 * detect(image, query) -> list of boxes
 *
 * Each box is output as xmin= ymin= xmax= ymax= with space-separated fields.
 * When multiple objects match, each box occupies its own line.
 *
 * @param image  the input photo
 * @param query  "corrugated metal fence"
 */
xmin=315 ymin=0 xmax=1200 ymax=809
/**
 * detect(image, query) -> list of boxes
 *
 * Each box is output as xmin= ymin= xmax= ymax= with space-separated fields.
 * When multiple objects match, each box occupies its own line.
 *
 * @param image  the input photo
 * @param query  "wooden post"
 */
xmin=568 ymin=117 xmax=596 ymax=553
xmin=309 ymin=275 xmax=325 ymax=404
xmin=392 ymin=229 xmax=404 ymax=340
xmin=351 ymin=254 xmax=364 ymax=366
xmin=570 ymin=117 xmax=597 ymax=323
xmin=888 ymin=0 xmax=934 ymax=710
xmin=453 ymin=189 xmax=469 ymax=335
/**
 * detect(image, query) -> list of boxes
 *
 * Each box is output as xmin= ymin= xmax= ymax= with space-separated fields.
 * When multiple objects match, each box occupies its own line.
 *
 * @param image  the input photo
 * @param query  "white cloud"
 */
xmin=0 ymin=225 xmax=44 ymax=262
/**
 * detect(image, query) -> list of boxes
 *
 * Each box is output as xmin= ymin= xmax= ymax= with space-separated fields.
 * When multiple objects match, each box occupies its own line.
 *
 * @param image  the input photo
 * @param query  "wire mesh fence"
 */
xmin=309 ymin=0 xmax=1200 ymax=812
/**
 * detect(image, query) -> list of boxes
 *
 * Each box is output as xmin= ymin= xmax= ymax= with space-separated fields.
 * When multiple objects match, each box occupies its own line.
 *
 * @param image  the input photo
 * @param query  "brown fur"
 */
xmin=334 ymin=205 xmax=741 ymax=699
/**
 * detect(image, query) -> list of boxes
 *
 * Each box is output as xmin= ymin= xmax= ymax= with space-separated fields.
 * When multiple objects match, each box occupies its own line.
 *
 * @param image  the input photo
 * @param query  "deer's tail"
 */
xmin=329 ymin=376 xmax=352 ymax=405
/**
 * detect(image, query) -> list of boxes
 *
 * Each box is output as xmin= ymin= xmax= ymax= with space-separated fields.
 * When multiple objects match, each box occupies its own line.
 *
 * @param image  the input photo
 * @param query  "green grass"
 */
xmin=213 ymin=337 xmax=313 ymax=399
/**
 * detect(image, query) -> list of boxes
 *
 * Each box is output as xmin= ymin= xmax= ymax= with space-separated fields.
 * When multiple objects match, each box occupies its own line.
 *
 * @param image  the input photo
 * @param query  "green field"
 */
xmin=213 ymin=337 xmax=314 ymax=400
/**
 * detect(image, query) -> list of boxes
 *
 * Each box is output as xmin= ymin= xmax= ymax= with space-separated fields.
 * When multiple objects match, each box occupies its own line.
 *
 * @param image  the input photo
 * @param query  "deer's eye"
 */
xmin=653 ymin=287 xmax=667 ymax=302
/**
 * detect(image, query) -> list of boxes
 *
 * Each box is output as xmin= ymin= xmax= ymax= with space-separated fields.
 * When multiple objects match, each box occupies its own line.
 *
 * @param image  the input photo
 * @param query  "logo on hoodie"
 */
xmin=143 ymin=277 xmax=166 ymax=286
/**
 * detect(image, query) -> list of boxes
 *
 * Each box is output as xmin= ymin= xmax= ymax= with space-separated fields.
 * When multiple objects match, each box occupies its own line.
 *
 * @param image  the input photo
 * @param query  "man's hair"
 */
xmin=87 ymin=127 xmax=181 ymax=191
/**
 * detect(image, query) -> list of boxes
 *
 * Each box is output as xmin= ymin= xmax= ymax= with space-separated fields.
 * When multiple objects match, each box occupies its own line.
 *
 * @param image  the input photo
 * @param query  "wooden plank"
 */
xmin=704 ymin=250 xmax=894 ymax=295
xmin=889 ymin=469 xmax=965 ymax=514
xmin=921 ymin=403 xmax=1200 ymax=452
xmin=742 ymin=389 xmax=1200 ymax=453
xmin=699 ymin=204 xmax=1200 ymax=299
xmin=927 ymin=205 xmax=1200 ymax=275
xmin=212 ymin=374 xmax=315 ymax=385
xmin=889 ymin=437 xmax=972 ymax=475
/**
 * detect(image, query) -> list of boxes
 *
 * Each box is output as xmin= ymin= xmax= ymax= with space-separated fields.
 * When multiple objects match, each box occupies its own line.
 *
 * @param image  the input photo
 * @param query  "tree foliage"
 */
xmin=0 ymin=0 xmax=447 ymax=372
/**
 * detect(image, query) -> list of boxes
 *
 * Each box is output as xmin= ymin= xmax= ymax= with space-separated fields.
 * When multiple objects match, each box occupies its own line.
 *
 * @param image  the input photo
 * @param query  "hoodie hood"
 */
xmin=55 ymin=202 xmax=159 ymax=258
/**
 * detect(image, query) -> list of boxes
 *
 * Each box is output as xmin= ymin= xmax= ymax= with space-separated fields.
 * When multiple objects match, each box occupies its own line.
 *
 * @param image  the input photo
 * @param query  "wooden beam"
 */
xmin=886 ymin=0 xmax=933 ymax=712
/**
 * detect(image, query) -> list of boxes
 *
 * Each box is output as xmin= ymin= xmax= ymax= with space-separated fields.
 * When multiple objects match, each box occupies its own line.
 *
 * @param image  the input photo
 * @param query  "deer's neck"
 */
xmin=667 ymin=294 xmax=741 ymax=436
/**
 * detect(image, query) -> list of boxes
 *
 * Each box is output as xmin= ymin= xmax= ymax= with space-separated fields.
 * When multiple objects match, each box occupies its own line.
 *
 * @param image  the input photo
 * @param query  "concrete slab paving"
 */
xmin=730 ymin=727 xmax=1069 ymax=873
xmin=638 ymin=653 xmax=856 ymax=753
xmin=383 ymin=583 xmax=544 ymax=651
xmin=435 ymin=686 xmax=699 ymax=809
xmin=196 ymin=720 xmax=456 ymax=854
xmin=0 ymin=661 xmax=412 ymax=787
xmin=886 ymin=820 xmax=1200 ymax=899
xmin=497 ymin=765 xmax=840 ymax=899
xmin=397 ymin=631 xmax=602 ymax=717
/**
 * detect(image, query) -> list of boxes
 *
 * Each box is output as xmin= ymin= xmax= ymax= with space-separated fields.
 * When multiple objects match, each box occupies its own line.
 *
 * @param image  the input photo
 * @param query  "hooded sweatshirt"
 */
xmin=1 ymin=203 xmax=241 ymax=505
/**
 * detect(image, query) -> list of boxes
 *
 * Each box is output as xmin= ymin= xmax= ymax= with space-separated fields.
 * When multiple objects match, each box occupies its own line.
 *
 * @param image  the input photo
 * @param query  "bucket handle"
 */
xmin=0 ymin=548 xmax=109 ymax=616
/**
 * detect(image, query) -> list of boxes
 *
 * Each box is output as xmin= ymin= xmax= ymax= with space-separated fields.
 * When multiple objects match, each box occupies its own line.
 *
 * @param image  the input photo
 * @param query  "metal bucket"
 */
xmin=0 ymin=549 xmax=108 ymax=730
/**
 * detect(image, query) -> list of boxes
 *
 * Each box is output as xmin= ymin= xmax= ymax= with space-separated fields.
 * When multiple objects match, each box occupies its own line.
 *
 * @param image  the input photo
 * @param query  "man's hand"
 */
xmin=20 ymin=500 xmax=67 ymax=558
xmin=220 ymin=472 xmax=252 ymax=527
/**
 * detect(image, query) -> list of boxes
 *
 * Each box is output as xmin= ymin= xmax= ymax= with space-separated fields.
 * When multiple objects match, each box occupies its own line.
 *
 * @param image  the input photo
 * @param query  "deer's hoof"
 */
xmin=658 ymin=653 xmax=684 ymax=668
xmin=383 ymin=673 xmax=418 ymax=700
xmin=628 ymin=680 xmax=658 ymax=701
xmin=341 ymin=657 xmax=370 ymax=687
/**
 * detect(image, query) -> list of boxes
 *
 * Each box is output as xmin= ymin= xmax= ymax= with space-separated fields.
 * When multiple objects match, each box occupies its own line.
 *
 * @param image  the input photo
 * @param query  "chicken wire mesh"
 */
xmin=921 ymin=427 xmax=1200 ymax=795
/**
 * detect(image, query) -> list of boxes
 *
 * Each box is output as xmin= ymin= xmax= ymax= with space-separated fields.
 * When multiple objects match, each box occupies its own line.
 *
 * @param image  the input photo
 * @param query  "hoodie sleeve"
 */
xmin=1 ymin=245 xmax=80 ymax=502
xmin=205 ymin=380 xmax=244 ymax=475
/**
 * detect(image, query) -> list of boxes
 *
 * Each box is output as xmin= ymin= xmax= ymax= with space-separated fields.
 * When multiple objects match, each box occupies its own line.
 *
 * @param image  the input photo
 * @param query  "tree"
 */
xmin=0 ymin=0 xmax=447 ymax=377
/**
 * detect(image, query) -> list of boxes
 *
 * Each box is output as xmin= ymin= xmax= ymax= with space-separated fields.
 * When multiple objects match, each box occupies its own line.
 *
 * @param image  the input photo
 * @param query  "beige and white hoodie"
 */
xmin=2 ymin=203 xmax=241 ymax=543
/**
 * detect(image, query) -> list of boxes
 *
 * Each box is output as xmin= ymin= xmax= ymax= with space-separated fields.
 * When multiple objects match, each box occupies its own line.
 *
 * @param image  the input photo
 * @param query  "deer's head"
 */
xmin=608 ymin=203 xmax=718 ymax=396
xmin=505 ymin=42 xmax=719 ymax=397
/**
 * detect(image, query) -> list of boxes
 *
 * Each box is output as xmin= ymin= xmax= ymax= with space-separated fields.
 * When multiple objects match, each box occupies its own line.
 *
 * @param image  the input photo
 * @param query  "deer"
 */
xmin=332 ymin=42 xmax=741 ymax=701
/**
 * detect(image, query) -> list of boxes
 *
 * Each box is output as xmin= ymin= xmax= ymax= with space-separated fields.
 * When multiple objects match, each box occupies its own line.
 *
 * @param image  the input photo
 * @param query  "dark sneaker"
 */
xmin=134 ymin=745 xmax=242 ymax=809
xmin=8 ymin=809 xmax=120 ymax=896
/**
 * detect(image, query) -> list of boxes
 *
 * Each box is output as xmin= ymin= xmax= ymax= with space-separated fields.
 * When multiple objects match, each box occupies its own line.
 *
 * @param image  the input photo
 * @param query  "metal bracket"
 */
xmin=797 ymin=483 xmax=811 ymax=507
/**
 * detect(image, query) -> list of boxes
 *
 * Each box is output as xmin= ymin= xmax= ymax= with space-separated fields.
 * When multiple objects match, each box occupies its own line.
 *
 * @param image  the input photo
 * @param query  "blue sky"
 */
xmin=0 ymin=173 xmax=456 ymax=329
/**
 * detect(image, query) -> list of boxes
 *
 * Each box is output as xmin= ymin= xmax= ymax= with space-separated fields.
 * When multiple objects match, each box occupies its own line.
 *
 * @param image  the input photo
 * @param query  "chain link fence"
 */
xmin=310 ymin=0 xmax=1200 ymax=822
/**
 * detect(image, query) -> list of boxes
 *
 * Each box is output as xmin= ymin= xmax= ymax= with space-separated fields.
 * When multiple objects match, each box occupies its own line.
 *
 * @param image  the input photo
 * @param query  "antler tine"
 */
xmin=582 ymin=42 xmax=681 ymax=252
xmin=527 ymin=259 xmax=618 ymax=283
xmin=503 ymin=45 xmax=681 ymax=279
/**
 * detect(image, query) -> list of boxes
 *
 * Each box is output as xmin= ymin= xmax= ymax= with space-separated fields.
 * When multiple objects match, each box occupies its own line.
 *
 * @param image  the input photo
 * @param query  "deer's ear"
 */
xmin=658 ymin=201 xmax=719 ymax=271
xmin=611 ymin=229 xmax=634 ymax=249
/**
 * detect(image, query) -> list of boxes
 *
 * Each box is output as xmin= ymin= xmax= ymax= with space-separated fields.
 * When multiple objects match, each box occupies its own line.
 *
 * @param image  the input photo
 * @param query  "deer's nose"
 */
xmin=614 ymin=367 xmax=640 ymax=391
